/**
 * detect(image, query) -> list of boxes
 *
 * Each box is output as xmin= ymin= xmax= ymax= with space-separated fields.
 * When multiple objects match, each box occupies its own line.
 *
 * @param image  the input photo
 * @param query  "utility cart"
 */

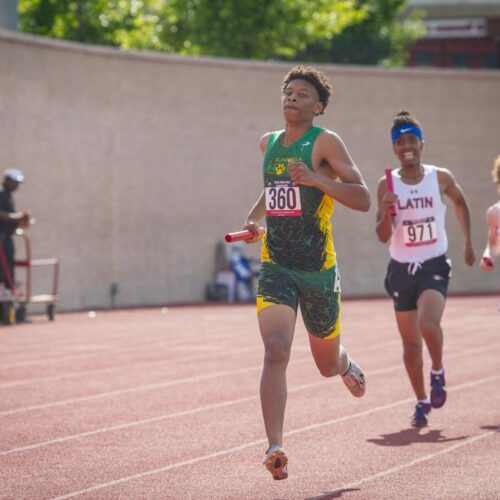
xmin=0 ymin=229 xmax=59 ymax=324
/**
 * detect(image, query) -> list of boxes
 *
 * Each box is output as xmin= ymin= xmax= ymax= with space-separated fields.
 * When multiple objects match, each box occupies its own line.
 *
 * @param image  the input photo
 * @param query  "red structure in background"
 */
xmin=407 ymin=17 xmax=500 ymax=69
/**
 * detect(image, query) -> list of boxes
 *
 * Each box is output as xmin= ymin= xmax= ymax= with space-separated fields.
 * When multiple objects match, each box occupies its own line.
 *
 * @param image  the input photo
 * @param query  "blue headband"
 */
xmin=391 ymin=124 xmax=423 ymax=143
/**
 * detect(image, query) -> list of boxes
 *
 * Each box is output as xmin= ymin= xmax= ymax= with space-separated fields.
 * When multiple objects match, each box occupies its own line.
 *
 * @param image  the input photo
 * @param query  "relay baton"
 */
xmin=480 ymin=256 xmax=494 ymax=269
xmin=225 ymin=227 xmax=265 ymax=243
xmin=385 ymin=168 xmax=397 ymax=216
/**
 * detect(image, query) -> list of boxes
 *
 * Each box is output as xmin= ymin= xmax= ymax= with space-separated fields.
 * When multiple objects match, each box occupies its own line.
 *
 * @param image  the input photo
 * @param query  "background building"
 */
xmin=406 ymin=0 xmax=500 ymax=68
xmin=0 ymin=0 xmax=18 ymax=31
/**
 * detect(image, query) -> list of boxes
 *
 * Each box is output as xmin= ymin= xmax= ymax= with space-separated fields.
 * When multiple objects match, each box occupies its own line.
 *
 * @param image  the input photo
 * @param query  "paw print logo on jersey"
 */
xmin=274 ymin=162 xmax=286 ymax=175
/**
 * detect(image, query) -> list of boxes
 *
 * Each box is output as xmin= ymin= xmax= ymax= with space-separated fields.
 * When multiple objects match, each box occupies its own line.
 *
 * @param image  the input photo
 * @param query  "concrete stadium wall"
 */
xmin=1 ymin=30 xmax=499 ymax=311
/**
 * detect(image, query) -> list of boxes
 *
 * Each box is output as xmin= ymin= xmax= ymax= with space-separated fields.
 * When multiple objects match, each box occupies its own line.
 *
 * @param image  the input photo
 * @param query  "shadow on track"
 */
xmin=480 ymin=424 xmax=500 ymax=432
xmin=366 ymin=428 xmax=468 ymax=447
xmin=306 ymin=488 xmax=361 ymax=499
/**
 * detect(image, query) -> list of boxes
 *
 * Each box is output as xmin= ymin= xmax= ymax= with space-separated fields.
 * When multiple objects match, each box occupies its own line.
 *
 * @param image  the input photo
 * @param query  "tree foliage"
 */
xmin=159 ymin=0 xmax=367 ymax=59
xmin=19 ymin=0 xmax=167 ymax=49
xmin=300 ymin=0 xmax=425 ymax=66
xmin=18 ymin=0 xmax=423 ymax=66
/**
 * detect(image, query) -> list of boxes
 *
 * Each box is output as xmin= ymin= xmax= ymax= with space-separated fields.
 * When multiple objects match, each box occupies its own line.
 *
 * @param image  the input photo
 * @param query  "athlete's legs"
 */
xmin=308 ymin=333 xmax=349 ymax=377
xmin=395 ymin=309 xmax=427 ymax=400
xmin=308 ymin=333 xmax=365 ymax=397
xmin=258 ymin=304 xmax=296 ymax=448
xmin=416 ymin=289 xmax=446 ymax=371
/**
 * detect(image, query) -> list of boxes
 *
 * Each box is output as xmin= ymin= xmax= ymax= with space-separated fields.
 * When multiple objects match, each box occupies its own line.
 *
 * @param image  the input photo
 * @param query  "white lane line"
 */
xmin=0 ymin=339 xmax=402 ymax=414
xmin=0 ymin=317 xmax=264 ymax=369
xmin=0 ymin=310 xmax=251 ymax=348
xmin=287 ymin=374 xmax=500 ymax=437
xmin=313 ymin=430 xmax=499 ymax=499
xmin=0 ymin=380 xmax=320 ymax=457
xmin=0 ymin=330 xmax=245 ymax=369
xmin=0 ymin=364 xmax=264 ymax=417
xmin=2 ymin=364 xmax=499 ymax=459
xmin=2 ymin=339 xmax=498 ymax=417
xmin=0 ymin=345 xmax=262 ymax=389
xmin=50 ymin=374 xmax=500 ymax=500
xmin=0 ymin=338 xmax=403 ymax=389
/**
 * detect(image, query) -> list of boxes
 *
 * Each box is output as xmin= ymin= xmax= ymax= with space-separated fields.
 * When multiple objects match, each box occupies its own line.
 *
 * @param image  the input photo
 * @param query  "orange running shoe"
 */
xmin=263 ymin=445 xmax=288 ymax=480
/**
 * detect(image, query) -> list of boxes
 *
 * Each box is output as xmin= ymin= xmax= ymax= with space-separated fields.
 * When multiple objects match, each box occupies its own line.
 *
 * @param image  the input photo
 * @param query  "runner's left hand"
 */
xmin=289 ymin=161 xmax=316 ymax=186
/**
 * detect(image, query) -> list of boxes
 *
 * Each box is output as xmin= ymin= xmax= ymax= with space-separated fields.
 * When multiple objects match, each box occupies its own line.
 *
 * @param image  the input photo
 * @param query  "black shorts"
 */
xmin=384 ymin=255 xmax=452 ymax=312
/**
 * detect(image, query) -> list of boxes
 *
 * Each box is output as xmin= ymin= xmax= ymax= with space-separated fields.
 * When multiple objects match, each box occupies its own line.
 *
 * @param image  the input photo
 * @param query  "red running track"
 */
xmin=0 ymin=296 xmax=499 ymax=499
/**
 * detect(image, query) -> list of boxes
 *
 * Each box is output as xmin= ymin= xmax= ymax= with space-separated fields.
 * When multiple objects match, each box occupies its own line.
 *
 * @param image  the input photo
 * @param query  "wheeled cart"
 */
xmin=0 ymin=229 xmax=59 ymax=324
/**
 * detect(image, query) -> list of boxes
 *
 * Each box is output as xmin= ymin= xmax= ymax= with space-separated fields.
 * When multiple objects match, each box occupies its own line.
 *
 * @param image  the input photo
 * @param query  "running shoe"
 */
xmin=263 ymin=445 xmax=288 ymax=480
xmin=341 ymin=359 xmax=366 ymax=397
xmin=411 ymin=402 xmax=431 ymax=427
xmin=430 ymin=371 xmax=447 ymax=409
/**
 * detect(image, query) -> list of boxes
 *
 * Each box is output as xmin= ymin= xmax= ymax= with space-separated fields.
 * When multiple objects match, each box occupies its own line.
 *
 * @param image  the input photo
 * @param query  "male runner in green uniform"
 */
xmin=242 ymin=66 xmax=371 ymax=480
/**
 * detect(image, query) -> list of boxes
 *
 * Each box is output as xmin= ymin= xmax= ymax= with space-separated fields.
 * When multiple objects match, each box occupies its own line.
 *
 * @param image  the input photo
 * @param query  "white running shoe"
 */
xmin=263 ymin=445 xmax=288 ymax=480
xmin=341 ymin=359 xmax=366 ymax=397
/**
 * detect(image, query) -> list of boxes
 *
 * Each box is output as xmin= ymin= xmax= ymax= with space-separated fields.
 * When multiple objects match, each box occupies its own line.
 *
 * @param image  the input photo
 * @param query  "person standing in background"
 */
xmin=0 ymin=169 xmax=32 ymax=291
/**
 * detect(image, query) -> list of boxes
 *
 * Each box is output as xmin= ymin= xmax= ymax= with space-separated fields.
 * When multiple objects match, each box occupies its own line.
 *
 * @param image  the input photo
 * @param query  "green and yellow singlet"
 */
xmin=261 ymin=126 xmax=336 ymax=271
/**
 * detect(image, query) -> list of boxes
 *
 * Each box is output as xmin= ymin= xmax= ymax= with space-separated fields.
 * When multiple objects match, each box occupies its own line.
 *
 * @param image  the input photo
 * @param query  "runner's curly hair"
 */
xmin=281 ymin=66 xmax=332 ymax=115
xmin=391 ymin=110 xmax=422 ymax=133
xmin=492 ymin=155 xmax=500 ymax=190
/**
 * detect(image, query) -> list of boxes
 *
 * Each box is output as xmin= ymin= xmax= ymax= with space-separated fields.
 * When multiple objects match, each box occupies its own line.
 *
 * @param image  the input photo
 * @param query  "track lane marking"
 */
xmin=49 ymin=374 xmax=500 ymax=499
xmin=2 ymin=367 xmax=499 ymax=457
xmin=0 ymin=338 xmax=403 ymax=388
xmin=1 ymin=305 xmax=493 ymax=370
xmin=0 ymin=330 xmax=251 ymax=369
xmin=2 ymin=340 xmax=498 ymax=417
xmin=0 ymin=339 xmax=405 ymax=415
xmin=0 ymin=345 xmax=263 ymax=388
xmin=310 ymin=429 xmax=499 ymax=499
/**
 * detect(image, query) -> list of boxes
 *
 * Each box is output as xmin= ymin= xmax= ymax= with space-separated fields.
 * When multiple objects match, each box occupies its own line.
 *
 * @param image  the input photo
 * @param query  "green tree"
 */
xmin=159 ymin=0 xmax=368 ymax=59
xmin=18 ymin=0 xmax=423 ymax=65
xmin=19 ymin=0 xmax=367 ymax=57
xmin=300 ymin=0 xmax=425 ymax=66
xmin=19 ymin=0 xmax=167 ymax=50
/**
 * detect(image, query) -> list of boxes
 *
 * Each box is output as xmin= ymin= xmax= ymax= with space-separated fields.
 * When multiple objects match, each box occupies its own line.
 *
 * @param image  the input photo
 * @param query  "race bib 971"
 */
xmin=265 ymin=180 xmax=302 ymax=217
xmin=403 ymin=217 xmax=437 ymax=247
